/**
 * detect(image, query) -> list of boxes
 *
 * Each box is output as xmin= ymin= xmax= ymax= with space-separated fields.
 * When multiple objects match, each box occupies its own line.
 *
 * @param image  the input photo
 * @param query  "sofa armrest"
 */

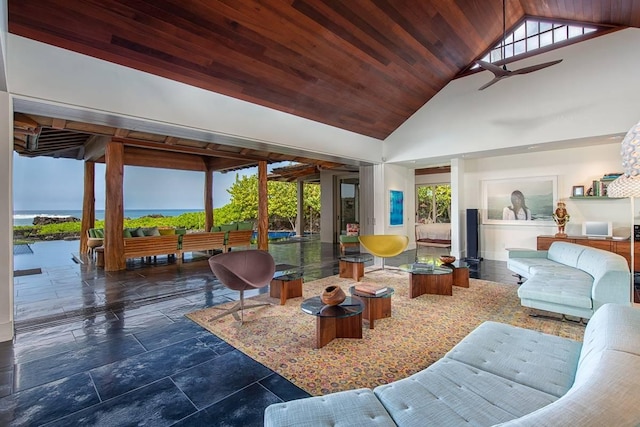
xmin=592 ymin=269 xmax=632 ymax=310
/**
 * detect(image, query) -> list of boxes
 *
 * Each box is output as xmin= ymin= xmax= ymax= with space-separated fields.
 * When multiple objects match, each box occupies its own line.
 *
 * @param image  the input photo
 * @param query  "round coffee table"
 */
xmin=301 ymin=296 xmax=364 ymax=348
xmin=349 ymin=285 xmax=394 ymax=329
xmin=398 ymin=263 xmax=453 ymax=298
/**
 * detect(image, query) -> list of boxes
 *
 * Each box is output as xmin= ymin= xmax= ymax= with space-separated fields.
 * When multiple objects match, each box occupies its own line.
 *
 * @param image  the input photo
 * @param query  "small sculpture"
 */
xmin=321 ymin=285 xmax=346 ymax=306
xmin=553 ymin=201 xmax=570 ymax=238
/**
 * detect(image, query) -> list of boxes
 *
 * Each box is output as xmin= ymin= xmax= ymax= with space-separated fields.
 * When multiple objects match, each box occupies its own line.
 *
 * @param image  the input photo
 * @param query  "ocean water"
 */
xmin=13 ymin=209 xmax=203 ymax=226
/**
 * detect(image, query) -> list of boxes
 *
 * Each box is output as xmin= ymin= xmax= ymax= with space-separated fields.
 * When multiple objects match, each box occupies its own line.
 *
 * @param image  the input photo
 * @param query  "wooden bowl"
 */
xmin=440 ymin=255 xmax=456 ymax=264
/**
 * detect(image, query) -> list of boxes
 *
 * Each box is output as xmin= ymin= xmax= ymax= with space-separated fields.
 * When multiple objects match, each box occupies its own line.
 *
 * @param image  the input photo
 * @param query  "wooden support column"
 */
xmin=204 ymin=167 xmax=214 ymax=232
xmin=295 ymin=180 xmax=305 ymax=237
xmin=258 ymin=161 xmax=269 ymax=250
xmin=80 ymin=161 xmax=96 ymax=255
xmin=104 ymin=141 xmax=125 ymax=271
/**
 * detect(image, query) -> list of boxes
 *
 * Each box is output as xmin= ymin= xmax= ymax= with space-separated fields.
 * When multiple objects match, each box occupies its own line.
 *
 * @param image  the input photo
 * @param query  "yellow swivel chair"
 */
xmin=358 ymin=235 xmax=409 ymax=270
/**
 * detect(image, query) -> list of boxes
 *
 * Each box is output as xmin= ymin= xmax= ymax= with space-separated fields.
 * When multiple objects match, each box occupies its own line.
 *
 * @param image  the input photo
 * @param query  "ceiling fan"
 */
xmin=476 ymin=0 xmax=562 ymax=90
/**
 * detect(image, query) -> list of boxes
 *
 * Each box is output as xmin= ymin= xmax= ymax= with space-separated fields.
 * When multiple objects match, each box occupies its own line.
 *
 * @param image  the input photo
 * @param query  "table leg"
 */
xmin=409 ymin=272 xmax=453 ymax=298
xmin=270 ymin=278 xmax=303 ymax=305
xmin=316 ymin=313 xmax=363 ymax=348
xmin=452 ymin=267 xmax=469 ymax=288
xmin=339 ymin=261 xmax=364 ymax=281
xmin=360 ymin=297 xmax=392 ymax=329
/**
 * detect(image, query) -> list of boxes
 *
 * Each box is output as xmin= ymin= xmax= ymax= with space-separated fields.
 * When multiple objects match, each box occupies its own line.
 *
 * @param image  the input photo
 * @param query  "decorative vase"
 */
xmin=321 ymin=285 xmax=346 ymax=306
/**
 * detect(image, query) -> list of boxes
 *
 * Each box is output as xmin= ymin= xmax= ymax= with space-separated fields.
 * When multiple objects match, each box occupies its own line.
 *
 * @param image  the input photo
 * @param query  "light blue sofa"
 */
xmin=264 ymin=303 xmax=640 ymax=426
xmin=508 ymin=241 xmax=631 ymax=319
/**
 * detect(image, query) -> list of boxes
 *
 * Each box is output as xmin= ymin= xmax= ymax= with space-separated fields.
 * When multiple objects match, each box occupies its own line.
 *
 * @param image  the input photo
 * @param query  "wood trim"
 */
xmin=415 ymin=166 xmax=451 ymax=175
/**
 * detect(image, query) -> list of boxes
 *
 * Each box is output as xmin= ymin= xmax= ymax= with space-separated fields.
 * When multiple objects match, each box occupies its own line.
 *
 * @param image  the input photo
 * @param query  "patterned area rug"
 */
xmin=187 ymin=270 xmax=585 ymax=396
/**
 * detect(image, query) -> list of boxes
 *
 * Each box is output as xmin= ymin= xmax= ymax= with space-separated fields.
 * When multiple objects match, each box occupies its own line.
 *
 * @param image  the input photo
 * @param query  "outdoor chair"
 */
xmin=86 ymin=228 xmax=104 ymax=259
xmin=358 ymin=234 xmax=409 ymax=271
xmin=208 ymin=249 xmax=275 ymax=323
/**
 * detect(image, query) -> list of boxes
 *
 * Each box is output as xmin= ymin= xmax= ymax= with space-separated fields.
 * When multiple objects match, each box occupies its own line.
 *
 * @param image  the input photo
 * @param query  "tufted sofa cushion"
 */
xmin=374 ymin=358 xmax=558 ymax=427
xmin=444 ymin=321 xmax=581 ymax=397
xmin=264 ymin=388 xmax=396 ymax=427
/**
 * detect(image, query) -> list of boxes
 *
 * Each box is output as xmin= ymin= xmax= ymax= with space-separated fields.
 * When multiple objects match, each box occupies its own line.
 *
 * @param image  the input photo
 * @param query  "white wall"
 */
xmin=465 ymin=143 xmax=630 ymax=260
xmin=0 ymin=91 xmax=13 ymax=341
xmin=381 ymin=164 xmax=415 ymax=243
xmin=386 ymin=28 xmax=640 ymax=164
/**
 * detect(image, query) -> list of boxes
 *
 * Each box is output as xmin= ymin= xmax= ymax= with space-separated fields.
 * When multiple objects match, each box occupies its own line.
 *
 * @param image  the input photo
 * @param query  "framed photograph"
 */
xmin=572 ymin=185 xmax=585 ymax=197
xmin=481 ymin=176 xmax=557 ymax=225
xmin=389 ymin=190 xmax=404 ymax=226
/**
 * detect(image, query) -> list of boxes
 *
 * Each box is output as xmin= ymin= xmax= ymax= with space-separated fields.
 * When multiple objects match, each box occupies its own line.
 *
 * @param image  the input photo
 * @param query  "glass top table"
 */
xmin=301 ymin=296 xmax=363 ymax=318
xmin=339 ymin=253 xmax=374 ymax=263
xmin=398 ymin=263 xmax=453 ymax=297
xmin=349 ymin=285 xmax=394 ymax=329
xmin=398 ymin=263 xmax=452 ymax=275
xmin=301 ymin=296 xmax=364 ymax=348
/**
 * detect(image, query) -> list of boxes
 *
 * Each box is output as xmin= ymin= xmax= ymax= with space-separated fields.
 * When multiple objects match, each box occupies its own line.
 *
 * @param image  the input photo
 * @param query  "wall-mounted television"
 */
xmin=582 ymin=221 xmax=613 ymax=239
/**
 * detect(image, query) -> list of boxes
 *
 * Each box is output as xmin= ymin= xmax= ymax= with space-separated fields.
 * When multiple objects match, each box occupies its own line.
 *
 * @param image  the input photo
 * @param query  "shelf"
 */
xmin=570 ymin=196 xmax=624 ymax=200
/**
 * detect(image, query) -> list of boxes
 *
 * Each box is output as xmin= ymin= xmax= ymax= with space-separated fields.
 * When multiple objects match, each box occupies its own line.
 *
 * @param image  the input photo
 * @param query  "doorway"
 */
xmin=335 ymin=176 xmax=359 ymax=242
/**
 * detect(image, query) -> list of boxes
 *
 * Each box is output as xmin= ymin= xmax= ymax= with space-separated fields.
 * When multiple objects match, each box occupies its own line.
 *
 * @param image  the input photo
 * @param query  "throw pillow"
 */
xmin=94 ymin=229 xmax=104 ymax=238
xmin=220 ymin=224 xmax=237 ymax=232
xmin=134 ymin=227 xmax=146 ymax=238
xmin=123 ymin=228 xmax=133 ymax=238
xmin=237 ymin=221 xmax=253 ymax=231
xmin=143 ymin=227 xmax=161 ymax=237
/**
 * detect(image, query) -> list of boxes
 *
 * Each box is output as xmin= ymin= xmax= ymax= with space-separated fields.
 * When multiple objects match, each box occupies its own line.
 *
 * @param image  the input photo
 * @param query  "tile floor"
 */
xmin=1 ymin=238 xmax=513 ymax=426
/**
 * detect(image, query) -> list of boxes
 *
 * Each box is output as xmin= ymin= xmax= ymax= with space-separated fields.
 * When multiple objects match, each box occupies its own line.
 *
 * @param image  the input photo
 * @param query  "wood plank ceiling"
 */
xmin=8 ymin=1 xmax=640 ymax=173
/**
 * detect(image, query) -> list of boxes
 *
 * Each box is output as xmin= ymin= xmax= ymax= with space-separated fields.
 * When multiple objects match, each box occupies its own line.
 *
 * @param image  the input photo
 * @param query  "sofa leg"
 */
xmin=529 ymin=310 xmax=586 ymax=326
xmin=513 ymin=274 xmax=524 ymax=285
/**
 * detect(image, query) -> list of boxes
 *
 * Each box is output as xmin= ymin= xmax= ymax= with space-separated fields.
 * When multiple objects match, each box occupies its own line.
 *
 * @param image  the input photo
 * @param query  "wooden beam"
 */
xmin=80 ymin=161 xmax=96 ymax=255
xmin=258 ymin=161 xmax=269 ymax=251
xmin=114 ymin=128 xmax=129 ymax=138
xmin=84 ymin=135 xmax=109 ymax=161
xmin=116 ymin=138 xmax=269 ymax=163
xmin=51 ymin=118 xmax=66 ymax=129
xmin=123 ymin=146 xmax=207 ymax=171
xmin=104 ymin=141 xmax=125 ymax=271
xmin=205 ymin=168 xmax=214 ymax=232
xmin=13 ymin=113 xmax=39 ymax=130
xmin=165 ymin=136 xmax=180 ymax=145
xmin=415 ymin=166 xmax=451 ymax=175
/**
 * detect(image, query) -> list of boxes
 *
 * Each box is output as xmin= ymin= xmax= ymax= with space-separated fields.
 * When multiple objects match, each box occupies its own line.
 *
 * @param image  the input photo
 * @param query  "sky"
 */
xmin=12 ymin=152 xmax=260 ymax=211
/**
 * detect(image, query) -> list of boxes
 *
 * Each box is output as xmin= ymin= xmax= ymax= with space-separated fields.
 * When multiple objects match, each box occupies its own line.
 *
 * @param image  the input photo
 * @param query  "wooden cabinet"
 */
xmin=537 ymin=236 xmax=639 ymax=271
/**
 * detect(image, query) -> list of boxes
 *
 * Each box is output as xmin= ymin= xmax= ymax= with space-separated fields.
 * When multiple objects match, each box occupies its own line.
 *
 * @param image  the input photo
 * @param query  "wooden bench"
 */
xmin=123 ymin=235 xmax=180 ymax=263
xmin=179 ymin=231 xmax=226 ymax=262
xmin=226 ymin=229 xmax=254 ymax=251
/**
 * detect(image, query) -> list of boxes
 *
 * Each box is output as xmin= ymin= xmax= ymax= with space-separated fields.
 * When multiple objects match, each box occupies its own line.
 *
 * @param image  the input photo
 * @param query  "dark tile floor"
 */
xmin=1 ymin=238 xmax=512 ymax=426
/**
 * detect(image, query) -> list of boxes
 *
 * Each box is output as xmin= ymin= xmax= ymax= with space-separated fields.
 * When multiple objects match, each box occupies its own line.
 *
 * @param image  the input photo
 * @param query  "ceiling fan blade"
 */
xmin=478 ymin=77 xmax=503 ymax=91
xmin=475 ymin=60 xmax=510 ymax=77
xmin=511 ymin=59 xmax=563 ymax=75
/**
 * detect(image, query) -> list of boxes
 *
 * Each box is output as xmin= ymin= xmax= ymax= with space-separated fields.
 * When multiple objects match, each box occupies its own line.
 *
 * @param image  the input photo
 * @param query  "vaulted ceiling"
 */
xmin=9 ymin=0 xmax=640 ymax=144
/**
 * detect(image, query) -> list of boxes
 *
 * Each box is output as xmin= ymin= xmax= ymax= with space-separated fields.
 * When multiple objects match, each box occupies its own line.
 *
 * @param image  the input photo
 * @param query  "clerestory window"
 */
xmin=479 ymin=19 xmax=597 ymax=64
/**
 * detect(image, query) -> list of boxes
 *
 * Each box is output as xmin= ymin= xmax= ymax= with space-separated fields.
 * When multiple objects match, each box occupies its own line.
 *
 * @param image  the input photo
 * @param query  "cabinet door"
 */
xmin=585 ymin=239 xmax=613 ymax=251
xmin=537 ymin=237 xmax=555 ymax=250
xmin=613 ymin=241 xmax=639 ymax=271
